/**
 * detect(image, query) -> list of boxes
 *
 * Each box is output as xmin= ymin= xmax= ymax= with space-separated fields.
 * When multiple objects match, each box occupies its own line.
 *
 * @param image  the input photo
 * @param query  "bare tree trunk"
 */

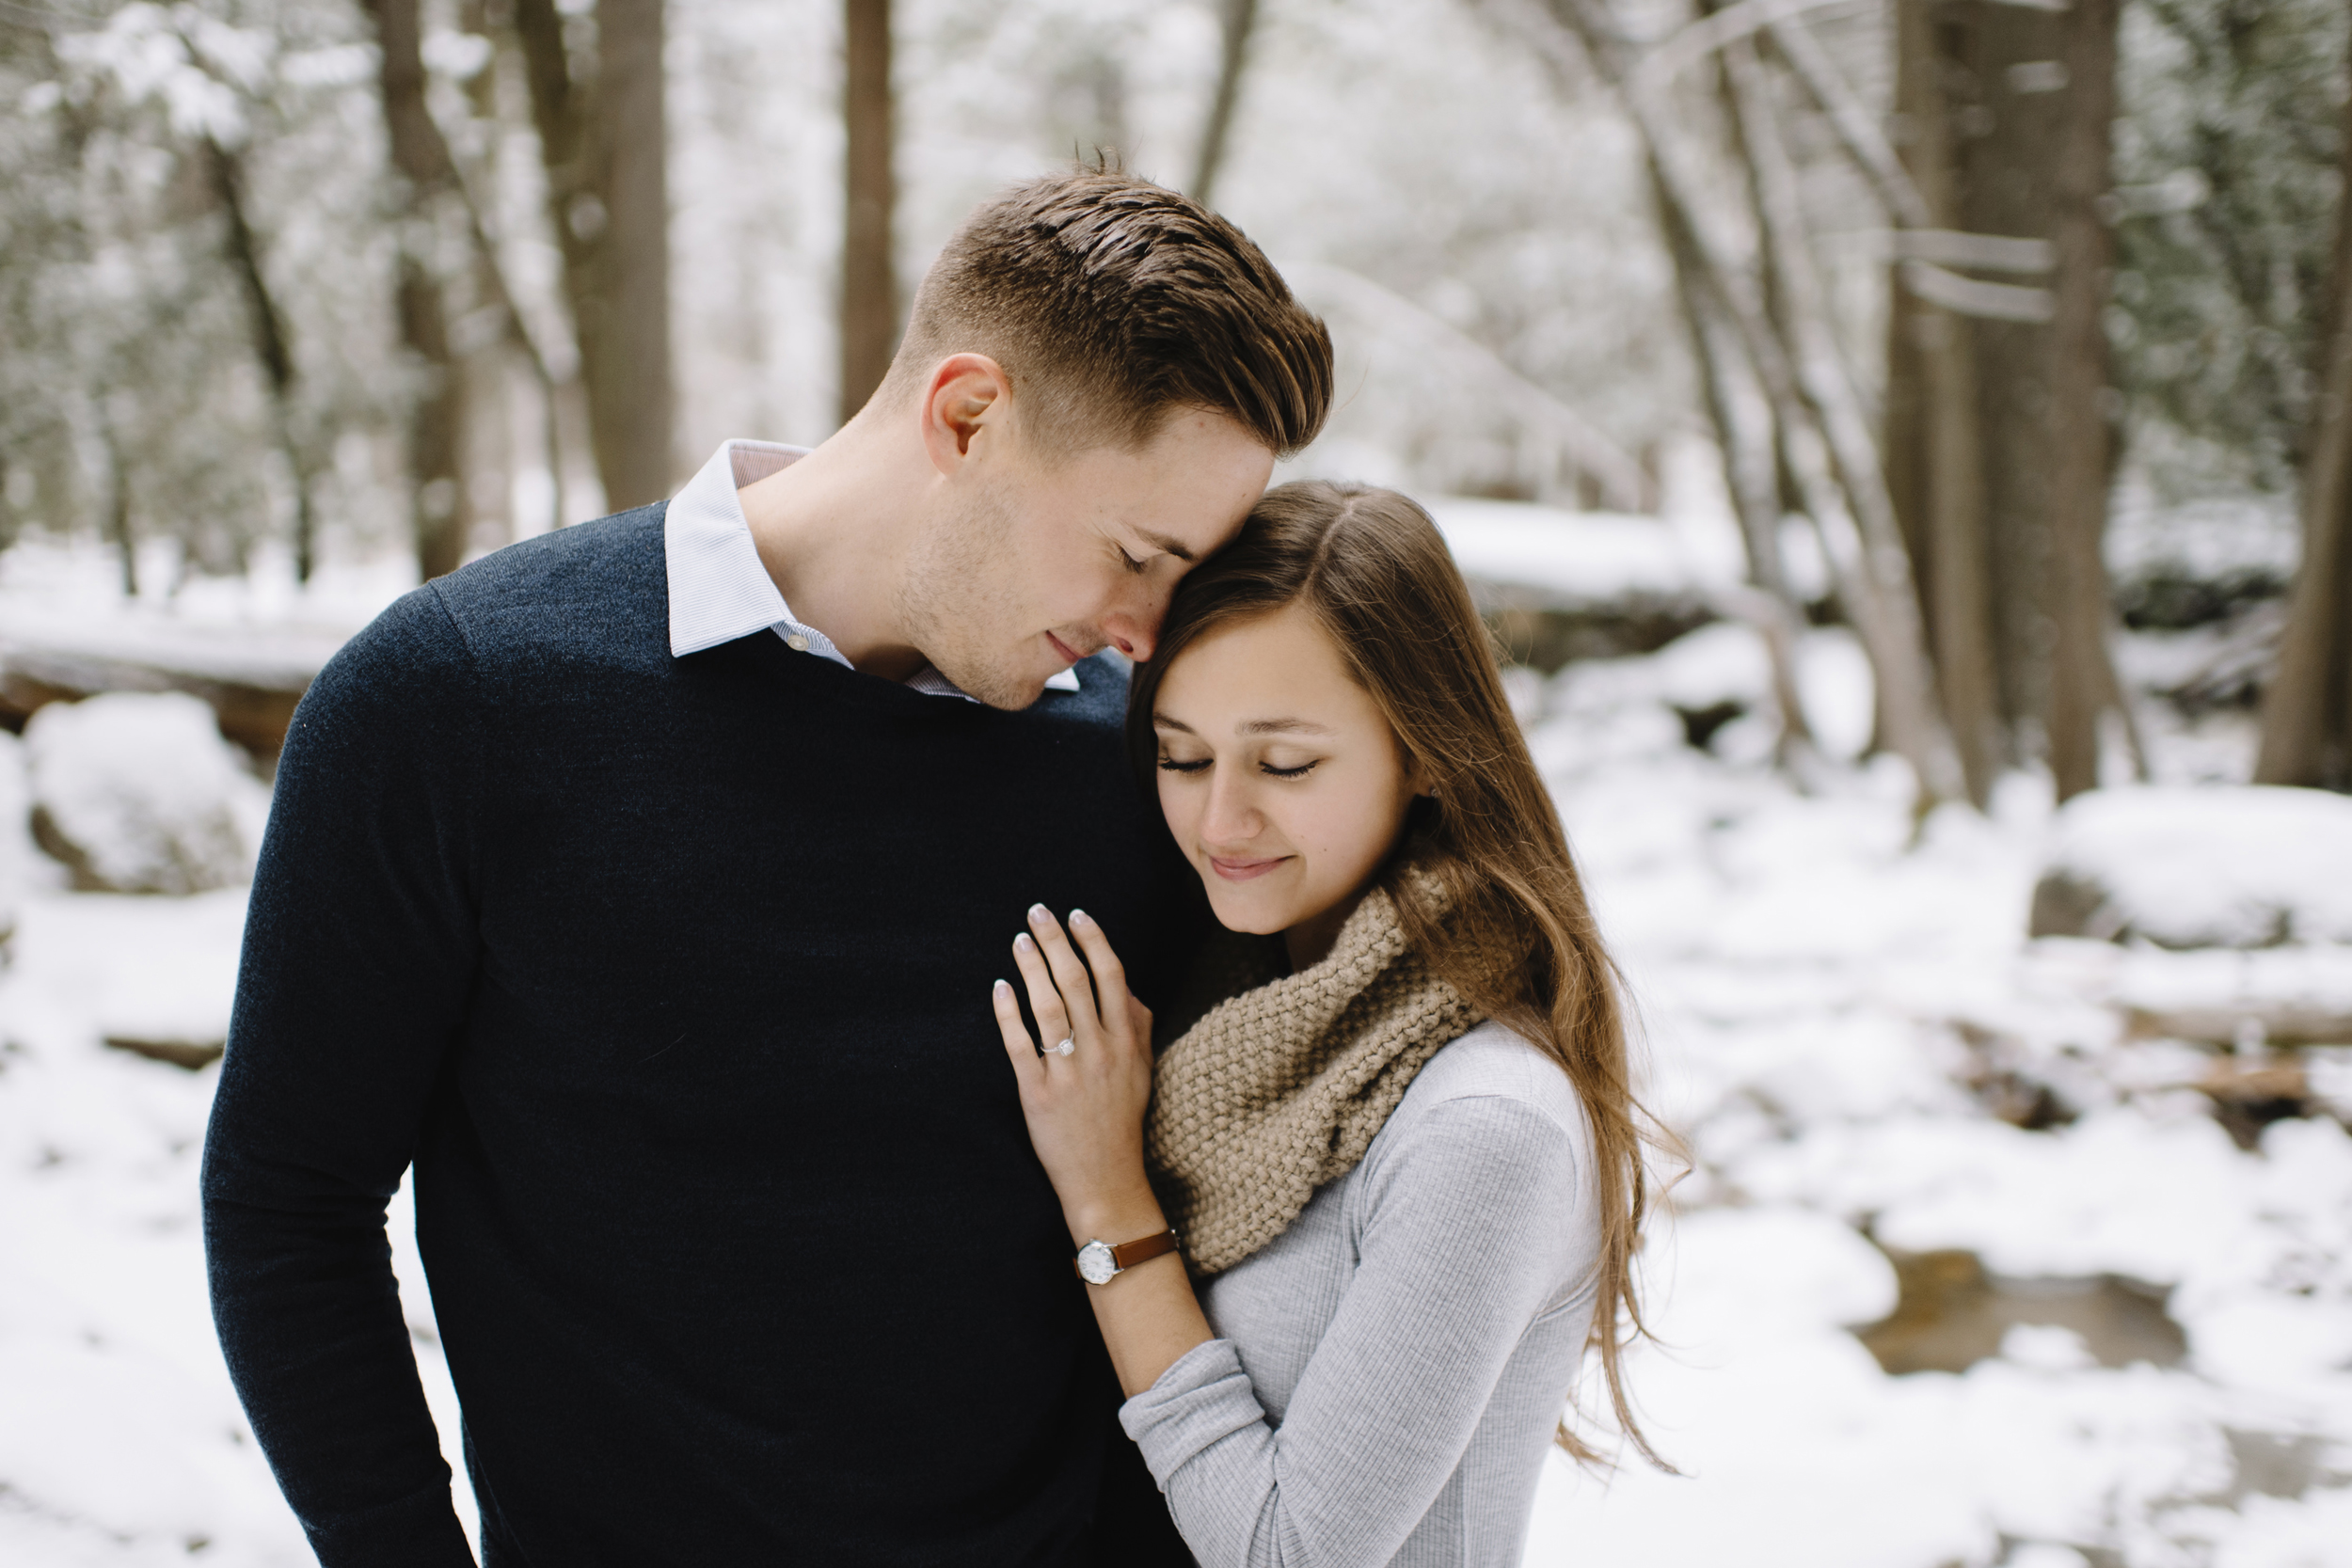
xmin=456 ymin=159 xmax=568 ymax=535
xmin=99 ymin=420 xmax=135 ymax=598
xmin=1491 ymin=0 xmax=1967 ymax=800
xmin=203 ymin=135 xmax=319 ymax=583
xmin=460 ymin=0 xmax=500 ymax=119
xmin=839 ymin=0 xmax=897 ymax=425
xmin=1687 ymin=1 xmax=1793 ymax=606
xmin=1192 ymin=0 xmax=1261 ymax=208
xmin=2256 ymin=26 xmax=2352 ymax=791
xmin=595 ymin=0 xmax=673 ymax=504
xmin=1654 ymin=158 xmax=1820 ymax=762
xmin=1943 ymin=1 xmax=2064 ymax=753
xmin=1884 ymin=0 xmax=2001 ymax=805
xmin=513 ymin=0 xmax=675 ymax=513
xmin=1680 ymin=15 xmax=1815 ymax=760
xmin=397 ymin=262 xmax=468 ymax=578
xmin=1775 ymin=2 xmax=2071 ymax=768
xmin=362 ymin=0 xmax=468 ymax=579
xmin=2041 ymin=0 xmax=2129 ymax=801
xmin=1684 ymin=21 xmax=1962 ymax=803
xmin=513 ymin=0 xmax=592 ymax=519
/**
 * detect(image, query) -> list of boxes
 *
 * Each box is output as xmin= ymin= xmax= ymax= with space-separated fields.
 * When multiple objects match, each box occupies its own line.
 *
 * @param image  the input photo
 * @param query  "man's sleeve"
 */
xmin=201 ymin=586 xmax=485 ymax=1566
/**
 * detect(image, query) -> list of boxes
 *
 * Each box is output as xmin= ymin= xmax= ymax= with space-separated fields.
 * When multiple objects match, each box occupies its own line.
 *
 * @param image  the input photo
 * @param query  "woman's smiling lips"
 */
xmin=1207 ymin=853 xmax=1290 ymax=881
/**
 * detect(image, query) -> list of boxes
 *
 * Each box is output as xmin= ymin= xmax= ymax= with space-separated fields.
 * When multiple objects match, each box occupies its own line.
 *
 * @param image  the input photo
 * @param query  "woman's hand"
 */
xmin=993 ymin=906 xmax=1168 ymax=1246
xmin=993 ymin=905 xmax=1214 ymax=1398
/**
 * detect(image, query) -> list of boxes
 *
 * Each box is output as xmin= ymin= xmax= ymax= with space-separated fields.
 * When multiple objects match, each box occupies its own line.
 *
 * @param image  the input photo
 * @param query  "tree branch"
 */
xmin=1494 ymin=0 xmax=1964 ymax=803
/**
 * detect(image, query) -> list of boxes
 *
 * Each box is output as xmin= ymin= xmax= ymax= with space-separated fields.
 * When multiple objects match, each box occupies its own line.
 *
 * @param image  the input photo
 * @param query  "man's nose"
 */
xmin=1101 ymin=585 xmax=1167 ymax=663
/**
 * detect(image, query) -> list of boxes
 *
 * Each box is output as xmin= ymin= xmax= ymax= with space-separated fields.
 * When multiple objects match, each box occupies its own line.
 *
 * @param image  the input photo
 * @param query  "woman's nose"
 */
xmin=1199 ymin=768 xmax=1258 ymax=843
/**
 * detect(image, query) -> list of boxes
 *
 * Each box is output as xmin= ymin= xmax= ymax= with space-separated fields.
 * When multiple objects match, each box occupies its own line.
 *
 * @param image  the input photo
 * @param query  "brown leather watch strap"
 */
xmin=1108 ymin=1228 xmax=1181 ymax=1271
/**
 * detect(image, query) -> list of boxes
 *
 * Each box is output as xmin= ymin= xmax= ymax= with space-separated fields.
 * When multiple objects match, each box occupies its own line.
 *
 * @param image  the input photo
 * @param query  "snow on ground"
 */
xmin=2 ymin=569 xmax=2349 ymax=1564
xmin=0 ymin=536 xmax=414 ymax=694
xmin=1520 ymin=646 xmax=2352 ymax=1568
xmin=0 ymin=877 xmax=475 ymax=1563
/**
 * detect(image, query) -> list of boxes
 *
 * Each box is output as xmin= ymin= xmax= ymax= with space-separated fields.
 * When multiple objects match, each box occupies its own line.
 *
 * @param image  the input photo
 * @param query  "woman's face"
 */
xmin=1152 ymin=603 xmax=1419 ymax=956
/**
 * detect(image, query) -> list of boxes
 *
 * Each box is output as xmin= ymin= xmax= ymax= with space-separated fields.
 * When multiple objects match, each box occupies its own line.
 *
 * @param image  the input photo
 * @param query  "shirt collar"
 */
xmin=663 ymin=439 xmax=1079 ymax=697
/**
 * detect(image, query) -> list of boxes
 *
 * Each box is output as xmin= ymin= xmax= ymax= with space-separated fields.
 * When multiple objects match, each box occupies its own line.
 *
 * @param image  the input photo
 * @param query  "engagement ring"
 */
xmin=1049 ymin=1037 xmax=1074 ymax=1056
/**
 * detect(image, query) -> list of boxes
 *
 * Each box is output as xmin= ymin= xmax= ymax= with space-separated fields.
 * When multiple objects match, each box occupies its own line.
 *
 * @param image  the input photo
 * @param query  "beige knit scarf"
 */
xmin=1145 ymin=877 xmax=1485 ymax=1276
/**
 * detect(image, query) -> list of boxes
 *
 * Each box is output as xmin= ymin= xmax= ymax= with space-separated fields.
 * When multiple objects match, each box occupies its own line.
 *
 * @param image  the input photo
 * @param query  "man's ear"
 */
xmin=919 ymin=353 xmax=1014 ymax=477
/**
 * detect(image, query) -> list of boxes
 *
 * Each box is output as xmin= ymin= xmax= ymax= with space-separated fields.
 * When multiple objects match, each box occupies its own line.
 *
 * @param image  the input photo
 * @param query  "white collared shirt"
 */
xmin=664 ymin=439 xmax=1082 ymax=700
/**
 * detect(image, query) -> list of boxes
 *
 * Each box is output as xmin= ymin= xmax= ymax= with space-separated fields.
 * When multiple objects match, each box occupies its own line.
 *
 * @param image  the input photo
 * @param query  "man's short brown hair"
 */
xmin=882 ymin=168 xmax=1334 ymax=458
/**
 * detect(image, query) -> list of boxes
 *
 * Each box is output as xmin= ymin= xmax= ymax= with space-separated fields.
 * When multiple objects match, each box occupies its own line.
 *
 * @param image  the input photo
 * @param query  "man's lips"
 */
xmin=1207 ymin=854 xmax=1290 ymax=882
xmin=1045 ymin=631 xmax=1086 ymax=667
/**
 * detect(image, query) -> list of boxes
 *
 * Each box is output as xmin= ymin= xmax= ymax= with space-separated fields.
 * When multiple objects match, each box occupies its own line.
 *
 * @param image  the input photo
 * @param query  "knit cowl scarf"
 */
xmin=1145 ymin=876 xmax=1485 ymax=1277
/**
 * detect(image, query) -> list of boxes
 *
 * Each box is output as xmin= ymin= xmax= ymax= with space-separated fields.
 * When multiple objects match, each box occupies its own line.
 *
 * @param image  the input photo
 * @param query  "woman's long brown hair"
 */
xmin=1127 ymin=479 xmax=1677 ymax=1468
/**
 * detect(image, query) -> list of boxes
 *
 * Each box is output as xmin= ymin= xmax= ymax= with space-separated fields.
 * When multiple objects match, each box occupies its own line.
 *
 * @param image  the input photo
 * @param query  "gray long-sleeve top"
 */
xmin=1120 ymin=1022 xmax=1601 ymax=1567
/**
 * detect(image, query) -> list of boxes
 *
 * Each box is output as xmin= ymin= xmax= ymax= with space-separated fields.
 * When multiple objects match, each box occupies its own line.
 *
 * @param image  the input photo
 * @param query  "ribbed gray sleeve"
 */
xmin=1120 ymin=1091 xmax=1589 ymax=1568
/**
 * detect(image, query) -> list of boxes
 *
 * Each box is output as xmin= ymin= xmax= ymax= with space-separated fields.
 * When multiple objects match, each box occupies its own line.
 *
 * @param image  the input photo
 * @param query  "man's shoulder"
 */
xmin=312 ymin=505 xmax=669 ymax=709
xmin=1035 ymin=651 xmax=1132 ymax=731
xmin=428 ymin=504 xmax=668 ymax=655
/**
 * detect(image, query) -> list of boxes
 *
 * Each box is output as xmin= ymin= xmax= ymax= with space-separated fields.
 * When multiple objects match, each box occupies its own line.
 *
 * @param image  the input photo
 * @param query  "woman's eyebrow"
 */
xmin=1153 ymin=714 xmax=1198 ymax=735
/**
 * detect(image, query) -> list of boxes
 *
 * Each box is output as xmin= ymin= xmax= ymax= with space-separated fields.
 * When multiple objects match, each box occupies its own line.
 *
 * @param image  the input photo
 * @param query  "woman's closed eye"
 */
xmin=1157 ymin=752 xmax=1321 ymax=778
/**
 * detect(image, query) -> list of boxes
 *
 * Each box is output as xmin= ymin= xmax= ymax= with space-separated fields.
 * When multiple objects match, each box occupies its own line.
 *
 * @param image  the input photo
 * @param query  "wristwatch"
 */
xmin=1074 ymin=1228 xmax=1181 ymax=1286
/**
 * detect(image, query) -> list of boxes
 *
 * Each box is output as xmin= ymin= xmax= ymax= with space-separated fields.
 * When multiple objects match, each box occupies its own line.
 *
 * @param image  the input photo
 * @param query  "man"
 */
xmin=202 ymin=169 xmax=1332 ymax=1565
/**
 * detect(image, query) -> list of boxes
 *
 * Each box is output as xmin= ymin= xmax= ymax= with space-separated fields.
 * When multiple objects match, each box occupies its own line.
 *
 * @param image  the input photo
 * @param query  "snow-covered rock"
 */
xmin=1651 ymin=620 xmax=1772 ymax=713
xmin=22 ymin=692 xmax=269 ymax=895
xmin=2030 ymin=785 xmax=2352 ymax=947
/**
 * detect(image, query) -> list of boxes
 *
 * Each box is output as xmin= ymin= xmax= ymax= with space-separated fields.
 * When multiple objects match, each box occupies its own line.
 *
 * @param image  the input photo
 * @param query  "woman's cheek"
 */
xmin=1330 ymin=777 xmax=1401 ymax=885
xmin=1158 ymin=776 xmax=1195 ymax=844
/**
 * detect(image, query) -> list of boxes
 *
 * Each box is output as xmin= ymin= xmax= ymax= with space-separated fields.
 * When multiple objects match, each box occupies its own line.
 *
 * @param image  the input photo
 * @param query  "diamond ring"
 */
xmin=1048 ymin=1037 xmax=1075 ymax=1057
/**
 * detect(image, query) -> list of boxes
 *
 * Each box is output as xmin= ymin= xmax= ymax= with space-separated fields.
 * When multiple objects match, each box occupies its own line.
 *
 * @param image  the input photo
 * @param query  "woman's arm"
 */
xmin=1121 ymin=1093 xmax=1590 ymax=1567
xmin=993 ymin=904 xmax=1215 ymax=1397
xmin=993 ymin=917 xmax=1595 ymax=1567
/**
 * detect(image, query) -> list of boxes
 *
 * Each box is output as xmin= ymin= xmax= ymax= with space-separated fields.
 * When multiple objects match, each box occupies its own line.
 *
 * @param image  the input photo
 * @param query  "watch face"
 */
xmin=1076 ymin=1241 xmax=1118 ymax=1285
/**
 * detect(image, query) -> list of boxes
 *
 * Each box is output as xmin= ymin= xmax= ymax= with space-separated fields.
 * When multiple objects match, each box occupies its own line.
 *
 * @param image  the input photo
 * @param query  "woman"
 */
xmin=990 ymin=481 xmax=1667 ymax=1567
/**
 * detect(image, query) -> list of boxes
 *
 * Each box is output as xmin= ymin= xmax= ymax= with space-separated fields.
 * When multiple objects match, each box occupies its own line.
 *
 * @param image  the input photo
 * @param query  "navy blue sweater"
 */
xmin=202 ymin=508 xmax=1206 ymax=1565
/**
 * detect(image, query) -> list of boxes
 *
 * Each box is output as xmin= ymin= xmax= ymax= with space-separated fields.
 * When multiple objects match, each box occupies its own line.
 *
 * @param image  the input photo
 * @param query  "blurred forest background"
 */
xmin=7 ymin=3 xmax=2352 ymax=1564
xmin=0 ymin=0 xmax=2346 ymax=808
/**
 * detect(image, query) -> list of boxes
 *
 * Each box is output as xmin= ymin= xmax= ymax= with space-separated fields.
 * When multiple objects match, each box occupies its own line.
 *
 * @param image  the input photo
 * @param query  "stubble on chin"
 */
xmin=894 ymin=482 xmax=1040 ymax=710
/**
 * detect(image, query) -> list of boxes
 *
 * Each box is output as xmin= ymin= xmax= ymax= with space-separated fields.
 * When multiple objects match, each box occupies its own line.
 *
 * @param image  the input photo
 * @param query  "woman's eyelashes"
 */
xmin=1154 ymin=752 xmax=1323 ymax=779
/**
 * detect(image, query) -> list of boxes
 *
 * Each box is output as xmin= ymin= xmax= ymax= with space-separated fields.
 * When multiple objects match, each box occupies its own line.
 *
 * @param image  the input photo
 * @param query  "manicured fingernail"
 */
xmin=1027 ymin=903 xmax=1051 ymax=923
xmin=993 ymin=978 xmax=1010 ymax=997
xmin=1071 ymin=909 xmax=1094 ymax=929
xmin=1014 ymin=933 xmax=1036 ymax=954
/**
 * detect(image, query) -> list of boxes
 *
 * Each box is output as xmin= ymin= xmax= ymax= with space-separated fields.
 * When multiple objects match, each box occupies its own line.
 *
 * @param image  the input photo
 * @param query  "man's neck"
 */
xmin=737 ymin=417 xmax=930 ymax=682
